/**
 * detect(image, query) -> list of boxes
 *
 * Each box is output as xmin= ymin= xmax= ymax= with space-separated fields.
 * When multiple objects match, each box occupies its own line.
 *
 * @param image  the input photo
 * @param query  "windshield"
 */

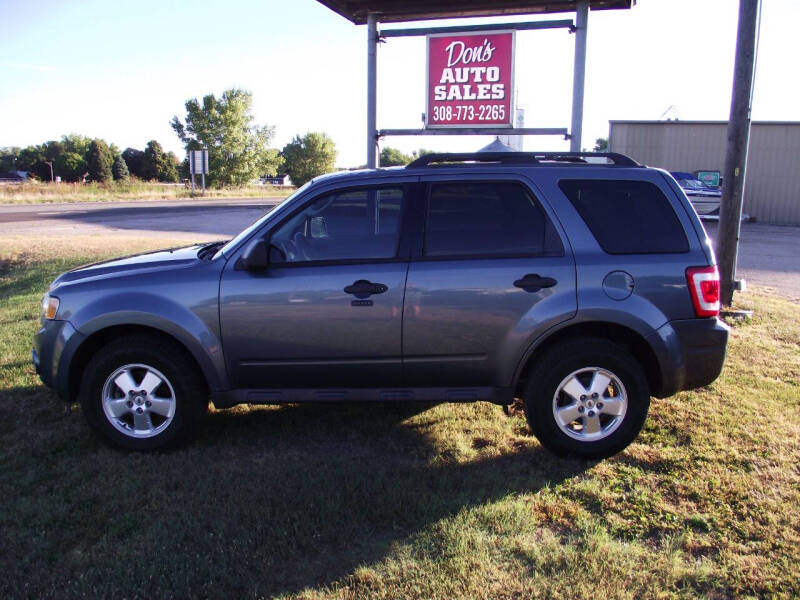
xmin=216 ymin=181 xmax=313 ymax=258
xmin=680 ymin=179 xmax=706 ymax=189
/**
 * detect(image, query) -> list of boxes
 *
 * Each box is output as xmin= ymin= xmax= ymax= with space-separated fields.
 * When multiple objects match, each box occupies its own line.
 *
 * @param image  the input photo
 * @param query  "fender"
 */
xmin=510 ymin=307 xmax=670 ymax=395
xmin=68 ymin=292 xmax=228 ymax=393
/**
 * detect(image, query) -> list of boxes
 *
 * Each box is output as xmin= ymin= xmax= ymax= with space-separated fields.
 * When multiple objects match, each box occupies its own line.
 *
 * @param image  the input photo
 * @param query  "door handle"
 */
xmin=513 ymin=274 xmax=558 ymax=292
xmin=344 ymin=280 xmax=388 ymax=299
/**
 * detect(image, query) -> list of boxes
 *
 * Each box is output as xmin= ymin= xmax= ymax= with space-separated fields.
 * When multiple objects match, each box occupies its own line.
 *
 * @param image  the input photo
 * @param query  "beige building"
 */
xmin=608 ymin=120 xmax=800 ymax=225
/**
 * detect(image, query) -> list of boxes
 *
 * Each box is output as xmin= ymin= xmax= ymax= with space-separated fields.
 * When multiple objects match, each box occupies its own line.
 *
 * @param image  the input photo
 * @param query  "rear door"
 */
xmin=402 ymin=175 xmax=577 ymax=388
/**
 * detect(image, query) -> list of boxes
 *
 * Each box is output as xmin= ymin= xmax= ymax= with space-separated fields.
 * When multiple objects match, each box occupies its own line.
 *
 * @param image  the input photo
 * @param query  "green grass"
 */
xmin=0 ymin=180 xmax=293 ymax=204
xmin=1 ymin=239 xmax=798 ymax=599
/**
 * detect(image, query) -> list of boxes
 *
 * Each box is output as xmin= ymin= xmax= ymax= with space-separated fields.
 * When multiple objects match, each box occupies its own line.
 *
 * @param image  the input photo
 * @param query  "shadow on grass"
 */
xmin=0 ymin=388 xmax=589 ymax=598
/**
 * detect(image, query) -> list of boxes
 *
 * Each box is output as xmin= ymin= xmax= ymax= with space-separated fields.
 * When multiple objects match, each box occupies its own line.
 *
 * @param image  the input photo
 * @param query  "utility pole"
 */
xmin=44 ymin=161 xmax=54 ymax=183
xmin=717 ymin=0 xmax=761 ymax=306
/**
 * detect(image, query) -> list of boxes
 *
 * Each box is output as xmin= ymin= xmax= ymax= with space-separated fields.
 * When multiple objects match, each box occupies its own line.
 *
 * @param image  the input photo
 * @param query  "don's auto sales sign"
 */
xmin=427 ymin=31 xmax=515 ymax=128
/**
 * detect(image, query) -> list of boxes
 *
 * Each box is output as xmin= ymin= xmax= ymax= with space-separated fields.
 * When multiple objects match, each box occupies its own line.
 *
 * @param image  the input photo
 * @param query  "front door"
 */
xmin=220 ymin=184 xmax=411 ymax=389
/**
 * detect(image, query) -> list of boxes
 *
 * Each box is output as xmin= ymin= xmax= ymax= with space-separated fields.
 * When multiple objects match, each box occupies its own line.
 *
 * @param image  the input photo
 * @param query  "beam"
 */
xmin=569 ymin=0 xmax=588 ymax=151
xmin=366 ymin=13 xmax=379 ymax=168
xmin=380 ymin=19 xmax=575 ymax=37
xmin=378 ymin=127 xmax=569 ymax=136
xmin=717 ymin=0 xmax=762 ymax=306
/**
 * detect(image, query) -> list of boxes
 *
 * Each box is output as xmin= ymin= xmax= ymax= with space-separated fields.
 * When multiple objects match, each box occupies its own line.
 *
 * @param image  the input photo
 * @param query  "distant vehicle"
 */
xmin=34 ymin=152 xmax=729 ymax=458
xmin=671 ymin=171 xmax=721 ymax=216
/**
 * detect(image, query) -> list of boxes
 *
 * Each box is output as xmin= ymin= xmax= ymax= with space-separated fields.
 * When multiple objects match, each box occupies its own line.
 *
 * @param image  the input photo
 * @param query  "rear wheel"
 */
xmin=523 ymin=338 xmax=650 ymax=459
xmin=80 ymin=335 xmax=208 ymax=450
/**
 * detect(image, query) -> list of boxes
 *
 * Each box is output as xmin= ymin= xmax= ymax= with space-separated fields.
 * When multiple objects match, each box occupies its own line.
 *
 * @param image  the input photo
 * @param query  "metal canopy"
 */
xmin=317 ymin=0 xmax=632 ymax=25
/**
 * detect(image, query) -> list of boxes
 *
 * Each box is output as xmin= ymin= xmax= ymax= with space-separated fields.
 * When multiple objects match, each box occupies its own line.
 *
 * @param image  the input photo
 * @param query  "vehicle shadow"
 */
xmin=0 ymin=391 xmax=591 ymax=598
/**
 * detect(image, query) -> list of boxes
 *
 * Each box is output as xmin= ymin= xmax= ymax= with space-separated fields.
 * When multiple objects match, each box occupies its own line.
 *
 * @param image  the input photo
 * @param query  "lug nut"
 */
xmin=580 ymin=395 xmax=586 ymax=401
xmin=136 ymin=407 xmax=143 ymax=414
xmin=592 ymin=393 xmax=599 ymax=398
xmin=597 ymin=402 xmax=604 ymax=409
xmin=142 ymin=390 xmax=147 ymax=396
xmin=588 ymin=410 xmax=595 ymax=417
xmin=578 ymin=406 xmax=585 ymax=413
xmin=127 ymin=400 xmax=133 ymax=407
xmin=145 ymin=400 xmax=151 ymax=407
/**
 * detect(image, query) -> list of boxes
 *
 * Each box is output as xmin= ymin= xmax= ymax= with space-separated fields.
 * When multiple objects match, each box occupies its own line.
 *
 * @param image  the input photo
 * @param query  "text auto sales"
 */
xmin=432 ymin=39 xmax=506 ymax=102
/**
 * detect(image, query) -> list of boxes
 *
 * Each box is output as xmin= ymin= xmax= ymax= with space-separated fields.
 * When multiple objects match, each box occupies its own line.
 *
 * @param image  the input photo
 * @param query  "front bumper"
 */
xmin=33 ymin=319 xmax=85 ymax=401
xmin=647 ymin=317 xmax=730 ymax=397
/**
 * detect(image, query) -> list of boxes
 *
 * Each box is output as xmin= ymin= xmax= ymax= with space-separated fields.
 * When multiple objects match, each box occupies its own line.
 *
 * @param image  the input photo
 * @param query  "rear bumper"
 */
xmin=33 ymin=319 xmax=85 ymax=401
xmin=647 ymin=317 xmax=730 ymax=397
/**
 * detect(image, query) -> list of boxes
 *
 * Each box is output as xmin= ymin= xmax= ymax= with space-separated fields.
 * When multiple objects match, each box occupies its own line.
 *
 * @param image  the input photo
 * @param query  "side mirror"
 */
xmin=237 ymin=238 xmax=269 ymax=270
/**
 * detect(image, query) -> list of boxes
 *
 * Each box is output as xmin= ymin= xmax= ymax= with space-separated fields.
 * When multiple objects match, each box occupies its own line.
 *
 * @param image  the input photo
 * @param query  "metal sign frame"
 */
xmin=363 ymin=1 xmax=590 ymax=168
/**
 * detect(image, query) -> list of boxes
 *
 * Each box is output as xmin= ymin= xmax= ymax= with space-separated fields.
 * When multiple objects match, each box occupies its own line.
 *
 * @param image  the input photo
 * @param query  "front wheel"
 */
xmin=523 ymin=338 xmax=650 ymax=459
xmin=80 ymin=335 xmax=208 ymax=450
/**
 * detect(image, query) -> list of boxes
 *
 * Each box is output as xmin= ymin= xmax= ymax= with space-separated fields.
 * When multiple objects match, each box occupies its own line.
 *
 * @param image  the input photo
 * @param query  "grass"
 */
xmin=1 ymin=236 xmax=798 ymax=599
xmin=0 ymin=180 xmax=293 ymax=204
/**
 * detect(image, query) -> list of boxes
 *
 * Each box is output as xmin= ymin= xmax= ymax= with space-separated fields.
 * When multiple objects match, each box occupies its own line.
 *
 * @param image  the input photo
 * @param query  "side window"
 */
xmin=423 ymin=181 xmax=563 ymax=258
xmin=269 ymin=187 xmax=404 ymax=263
xmin=558 ymin=179 xmax=689 ymax=254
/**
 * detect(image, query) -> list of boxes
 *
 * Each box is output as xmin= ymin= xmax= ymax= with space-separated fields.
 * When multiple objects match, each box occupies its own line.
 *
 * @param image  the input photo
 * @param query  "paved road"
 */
xmin=0 ymin=200 xmax=797 ymax=298
xmin=0 ymin=197 xmax=281 ymax=241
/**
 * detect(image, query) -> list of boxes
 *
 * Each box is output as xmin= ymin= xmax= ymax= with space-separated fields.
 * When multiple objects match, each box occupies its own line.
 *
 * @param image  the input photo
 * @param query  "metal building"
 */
xmin=609 ymin=120 xmax=800 ymax=225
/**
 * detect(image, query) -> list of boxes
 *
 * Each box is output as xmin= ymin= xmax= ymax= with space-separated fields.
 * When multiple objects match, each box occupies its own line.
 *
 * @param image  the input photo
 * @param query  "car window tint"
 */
xmin=559 ymin=179 xmax=689 ymax=254
xmin=424 ymin=182 xmax=563 ymax=258
xmin=269 ymin=187 xmax=405 ymax=263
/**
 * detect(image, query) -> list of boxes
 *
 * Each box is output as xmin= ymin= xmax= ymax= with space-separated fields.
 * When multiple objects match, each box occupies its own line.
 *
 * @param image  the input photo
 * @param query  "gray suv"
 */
xmin=33 ymin=152 xmax=729 ymax=458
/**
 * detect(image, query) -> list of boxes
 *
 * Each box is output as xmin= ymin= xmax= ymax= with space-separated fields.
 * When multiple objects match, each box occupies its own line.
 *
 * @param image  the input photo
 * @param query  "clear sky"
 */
xmin=0 ymin=0 xmax=797 ymax=167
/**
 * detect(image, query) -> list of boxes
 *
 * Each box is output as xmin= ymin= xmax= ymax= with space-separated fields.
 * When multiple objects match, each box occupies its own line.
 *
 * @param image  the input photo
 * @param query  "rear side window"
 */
xmin=424 ymin=182 xmax=563 ymax=257
xmin=558 ymin=179 xmax=689 ymax=254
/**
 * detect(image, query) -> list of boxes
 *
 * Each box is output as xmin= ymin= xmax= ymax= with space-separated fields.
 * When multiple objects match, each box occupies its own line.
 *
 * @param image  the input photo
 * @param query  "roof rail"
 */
xmin=406 ymin=151 xmax=640 ymax=168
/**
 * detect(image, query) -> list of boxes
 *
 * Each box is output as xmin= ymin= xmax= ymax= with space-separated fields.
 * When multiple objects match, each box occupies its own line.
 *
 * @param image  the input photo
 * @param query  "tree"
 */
xmin=112 ymin=154 xmax=130 ymax=181
xmin=281 ymin=132 xmax=337 ymax=187
xmin=55 ymin=152 xmax=88 ymax=182
xmin=171 ymin=88 xmax=280 ymax=186
xmin=0 ymin=147 xmax=21 ymax=173
xmin=122 ymin=148 xmax=145 ymax=179
xmin=593 ymin=137 xmax=608 ymax=152
xmin=87 ymin=139 xmax=114 ymax=182
xmin=142 ymin=140 xmax=178 ymax=182
xmin=380 ymin=147 xmax=413 ymax=167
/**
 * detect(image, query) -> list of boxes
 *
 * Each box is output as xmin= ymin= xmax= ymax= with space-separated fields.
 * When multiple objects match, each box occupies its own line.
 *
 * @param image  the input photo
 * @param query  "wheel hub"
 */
xmin=102 ymin=364 xmax=177 ymax=439
xmin=552 ymin=367 xmax=628 ymax=442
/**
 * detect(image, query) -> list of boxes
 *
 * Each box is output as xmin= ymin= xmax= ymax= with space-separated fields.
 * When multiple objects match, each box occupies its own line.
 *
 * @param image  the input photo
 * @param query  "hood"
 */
xmin=52 ymin=244 xmax=206 ymax=287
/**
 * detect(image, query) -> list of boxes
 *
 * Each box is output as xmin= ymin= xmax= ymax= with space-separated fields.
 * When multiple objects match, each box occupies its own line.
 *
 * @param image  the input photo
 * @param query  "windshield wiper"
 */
xmin=197 ymin=240 xmax=227 ymax=260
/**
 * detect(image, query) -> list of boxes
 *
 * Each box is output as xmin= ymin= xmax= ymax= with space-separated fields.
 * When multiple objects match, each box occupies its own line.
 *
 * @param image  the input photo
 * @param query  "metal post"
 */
xmin=366 ymin=12 xmax=378 ymax=168
xmin=569 ymin=0 xmax=589 ymax=152
xmin=717 ymin=0 xmax=761 ymax=306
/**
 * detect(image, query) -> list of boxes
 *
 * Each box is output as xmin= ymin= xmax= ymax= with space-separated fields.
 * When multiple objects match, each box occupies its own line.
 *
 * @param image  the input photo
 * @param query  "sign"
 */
xmin=426 ymin=31 xmax=515 ymax=129
xmin=189 ymin=150 xmax=209 ymax=175
xmin=696 ymin=171 xmax=721 ymax=187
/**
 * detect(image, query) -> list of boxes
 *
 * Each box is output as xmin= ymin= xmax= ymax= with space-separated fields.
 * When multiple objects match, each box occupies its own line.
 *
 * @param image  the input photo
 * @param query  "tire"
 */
xmin=523 ymin=338 xmax=650 ymax=459
xmin=80 ymin=334 xmax=208 ymax=451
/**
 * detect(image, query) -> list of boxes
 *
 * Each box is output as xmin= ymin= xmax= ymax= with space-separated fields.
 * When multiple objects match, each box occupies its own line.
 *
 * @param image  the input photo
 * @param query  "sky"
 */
xmin=0 ymin=0 xmax=798 ymax=168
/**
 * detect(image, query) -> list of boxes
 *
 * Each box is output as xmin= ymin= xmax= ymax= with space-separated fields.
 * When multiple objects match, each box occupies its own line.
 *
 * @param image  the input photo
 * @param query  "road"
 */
xmin=0 ymin=197 xmax=281 ymax=241
xmin=0 ymin=199 xmax=797 ymax=299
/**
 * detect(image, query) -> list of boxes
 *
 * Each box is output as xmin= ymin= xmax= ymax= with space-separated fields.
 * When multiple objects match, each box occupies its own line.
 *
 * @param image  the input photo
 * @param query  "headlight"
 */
xmin=41 ymin=294 xmax=60 ymax=320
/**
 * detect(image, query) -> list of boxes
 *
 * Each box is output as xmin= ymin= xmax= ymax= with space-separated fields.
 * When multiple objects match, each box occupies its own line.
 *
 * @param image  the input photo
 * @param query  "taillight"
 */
xmin=686 ymin=266 xmax=720 ymax=317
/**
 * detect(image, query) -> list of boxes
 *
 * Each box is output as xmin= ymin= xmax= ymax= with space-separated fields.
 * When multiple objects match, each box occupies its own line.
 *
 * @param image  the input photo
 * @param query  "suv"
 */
xmin=33 ymin=152 xmax=729 ymax=458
